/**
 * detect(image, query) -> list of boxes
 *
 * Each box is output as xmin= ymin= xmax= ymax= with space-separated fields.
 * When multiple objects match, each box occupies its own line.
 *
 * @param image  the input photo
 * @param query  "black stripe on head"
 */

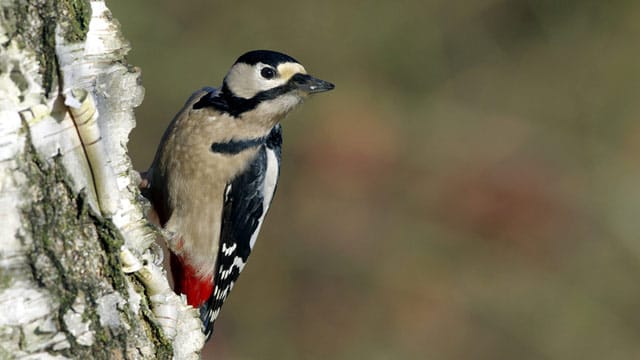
xmin=235 ymin=50 xmax=299 ymax=67
xmin=194 ymin=81 xmax=297 ymax=117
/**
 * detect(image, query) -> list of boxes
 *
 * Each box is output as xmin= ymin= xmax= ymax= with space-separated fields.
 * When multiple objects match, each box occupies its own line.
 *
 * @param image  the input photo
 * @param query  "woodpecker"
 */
xmin=142 ymin=50 xmax=334 ymax=339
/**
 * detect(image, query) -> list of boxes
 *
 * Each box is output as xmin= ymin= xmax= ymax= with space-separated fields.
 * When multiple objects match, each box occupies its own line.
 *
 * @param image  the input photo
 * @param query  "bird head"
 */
xmin=220 ymin=50 xmax=334 ymax=118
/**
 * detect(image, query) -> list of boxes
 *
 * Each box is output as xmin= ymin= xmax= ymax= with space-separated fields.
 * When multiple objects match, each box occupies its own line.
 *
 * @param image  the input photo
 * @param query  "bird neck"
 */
xmin=211 ymin=83 xmax=261 ymax=117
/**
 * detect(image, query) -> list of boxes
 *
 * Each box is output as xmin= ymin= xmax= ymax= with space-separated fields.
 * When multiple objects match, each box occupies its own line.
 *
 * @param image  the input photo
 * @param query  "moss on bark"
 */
xmin=20 ymin=125 xmax=127 ymax=357
xmin=1 ymin=0 xmax=92 ymax=97
xmin=17 ymin=123 xmax=171 ymax=358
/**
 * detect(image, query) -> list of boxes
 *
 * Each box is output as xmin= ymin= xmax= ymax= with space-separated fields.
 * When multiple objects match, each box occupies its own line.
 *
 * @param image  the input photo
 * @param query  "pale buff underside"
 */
xmin=152 ymin=88 xmax=302 ymax=278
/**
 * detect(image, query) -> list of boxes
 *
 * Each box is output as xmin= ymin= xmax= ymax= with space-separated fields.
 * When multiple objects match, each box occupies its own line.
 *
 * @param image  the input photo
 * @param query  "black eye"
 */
xmin=261 ymin=67 xmax=276 ymax=79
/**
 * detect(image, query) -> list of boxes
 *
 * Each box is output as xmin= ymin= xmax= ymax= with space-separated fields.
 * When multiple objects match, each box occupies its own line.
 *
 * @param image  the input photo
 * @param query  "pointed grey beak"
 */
xmin=290 ymin=73 xmax=335 ymax=94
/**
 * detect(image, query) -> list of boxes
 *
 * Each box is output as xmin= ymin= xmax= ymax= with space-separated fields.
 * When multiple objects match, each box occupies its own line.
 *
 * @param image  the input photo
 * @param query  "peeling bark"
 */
xmin=0 ymin=1 xmax=203 ymax=358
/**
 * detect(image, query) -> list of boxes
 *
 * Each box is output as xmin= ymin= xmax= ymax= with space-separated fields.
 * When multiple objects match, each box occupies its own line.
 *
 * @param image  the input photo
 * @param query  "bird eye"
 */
xmin=260 ymin=67 xmax=276 ymax=79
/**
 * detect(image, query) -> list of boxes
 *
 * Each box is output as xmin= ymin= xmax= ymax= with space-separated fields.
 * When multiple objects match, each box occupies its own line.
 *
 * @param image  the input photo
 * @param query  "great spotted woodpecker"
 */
xmin=143 ymin=50 xmax=334 ymax=339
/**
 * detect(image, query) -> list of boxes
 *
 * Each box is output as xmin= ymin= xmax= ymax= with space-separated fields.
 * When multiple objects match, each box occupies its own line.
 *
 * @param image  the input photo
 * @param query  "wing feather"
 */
xmin=200 ymin=125 xmax=282 ymax=338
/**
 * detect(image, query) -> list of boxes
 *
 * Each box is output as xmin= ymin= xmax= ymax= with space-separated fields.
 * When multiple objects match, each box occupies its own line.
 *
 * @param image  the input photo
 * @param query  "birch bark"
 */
xmin=0 ymin=1 xmax=203 ymax=358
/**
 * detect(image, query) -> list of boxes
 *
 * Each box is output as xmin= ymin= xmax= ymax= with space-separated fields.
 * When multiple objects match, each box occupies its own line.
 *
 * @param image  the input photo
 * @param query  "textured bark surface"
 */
xmin=0 ymin=0 xmax=201 ymax=358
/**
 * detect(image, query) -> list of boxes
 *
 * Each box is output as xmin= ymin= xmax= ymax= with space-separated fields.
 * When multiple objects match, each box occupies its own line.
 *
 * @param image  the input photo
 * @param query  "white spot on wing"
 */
xmin=220 ymin=267 xmax=230 ymax=280
xmin=218 ymin=255 xmax=247 ymax=281
xmin=249 ymin=148 xmax=279 ymax=249
xmin=262 ymin=148 xmax=279 ymax=208
xmin=224 ymin=184 xmax=232 ymax=202
xmin=233 ymin=256 xmax=247 ymax=273
xmin=222 ymin=242 xmax=236 ymax=256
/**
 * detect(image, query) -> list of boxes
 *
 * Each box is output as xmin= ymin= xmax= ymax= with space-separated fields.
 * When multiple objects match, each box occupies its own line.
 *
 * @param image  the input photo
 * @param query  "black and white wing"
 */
xmin=200 ymin=125 xmax=282 ymax=338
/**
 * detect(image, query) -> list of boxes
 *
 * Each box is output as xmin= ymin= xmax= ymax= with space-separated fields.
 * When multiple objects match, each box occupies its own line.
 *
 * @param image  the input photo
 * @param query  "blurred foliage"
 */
xmin=110 ymin=0 xmax=640 ymax=358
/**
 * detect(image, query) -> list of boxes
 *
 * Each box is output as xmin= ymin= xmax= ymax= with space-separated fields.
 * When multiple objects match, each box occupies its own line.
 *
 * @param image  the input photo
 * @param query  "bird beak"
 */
xmin=290 ymin=73 xmax=335 ymax=94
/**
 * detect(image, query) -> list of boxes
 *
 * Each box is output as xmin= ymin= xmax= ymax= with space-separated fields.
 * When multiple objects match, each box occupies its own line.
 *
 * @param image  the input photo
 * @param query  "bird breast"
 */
xmin=160 ymin=117 xmax=261 ymax=277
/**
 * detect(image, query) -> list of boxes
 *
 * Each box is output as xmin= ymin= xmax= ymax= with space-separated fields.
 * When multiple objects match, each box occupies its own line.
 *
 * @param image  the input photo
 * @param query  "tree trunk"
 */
xmin=0 ymin=1 xmax=203 ymax=358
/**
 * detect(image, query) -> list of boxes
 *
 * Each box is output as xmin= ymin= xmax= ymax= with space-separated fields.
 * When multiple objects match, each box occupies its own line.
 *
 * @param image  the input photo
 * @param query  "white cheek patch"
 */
xmin=225 ymin=63 xmax=260 ymax=99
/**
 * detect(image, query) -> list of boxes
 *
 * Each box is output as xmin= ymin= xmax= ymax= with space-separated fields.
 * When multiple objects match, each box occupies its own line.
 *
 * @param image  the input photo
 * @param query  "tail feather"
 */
xmin=199 ymin=301 xmax=217 ymax=340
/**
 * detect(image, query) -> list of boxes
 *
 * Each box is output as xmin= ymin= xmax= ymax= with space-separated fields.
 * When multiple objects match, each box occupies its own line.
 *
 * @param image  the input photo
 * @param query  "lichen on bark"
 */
xmin=1 ymin=0 xmax=92 ymax=98
xmin=18 ymin=128 xmax=155 ymax=358
xmin=0 ymin=0 xmax=192 ymax=358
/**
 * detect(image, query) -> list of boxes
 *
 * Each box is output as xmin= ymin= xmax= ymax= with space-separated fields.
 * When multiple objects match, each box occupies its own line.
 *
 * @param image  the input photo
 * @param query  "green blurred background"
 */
xmin=110 ymin=0 xmax=640 ymax=359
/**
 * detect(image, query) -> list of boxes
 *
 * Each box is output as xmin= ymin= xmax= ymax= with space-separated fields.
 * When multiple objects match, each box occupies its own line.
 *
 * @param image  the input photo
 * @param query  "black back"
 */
xmin=200 ymin=125 xmax=283 ymax=339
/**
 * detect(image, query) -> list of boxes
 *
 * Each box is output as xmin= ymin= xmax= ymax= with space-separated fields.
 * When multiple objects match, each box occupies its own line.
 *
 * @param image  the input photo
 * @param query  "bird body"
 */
xmin=143 ymin=50 xmax=333 ymax=338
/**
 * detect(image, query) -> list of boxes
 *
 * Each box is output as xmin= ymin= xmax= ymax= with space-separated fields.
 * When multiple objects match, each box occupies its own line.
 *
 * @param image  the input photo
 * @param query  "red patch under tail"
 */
xmin=170 ymin=253 xmax=214 ymax=308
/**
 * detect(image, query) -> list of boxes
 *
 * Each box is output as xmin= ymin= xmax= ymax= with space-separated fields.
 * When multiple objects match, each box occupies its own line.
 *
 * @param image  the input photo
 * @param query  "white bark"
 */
xmin=0 ymin=0 xmax=204 ymax=358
